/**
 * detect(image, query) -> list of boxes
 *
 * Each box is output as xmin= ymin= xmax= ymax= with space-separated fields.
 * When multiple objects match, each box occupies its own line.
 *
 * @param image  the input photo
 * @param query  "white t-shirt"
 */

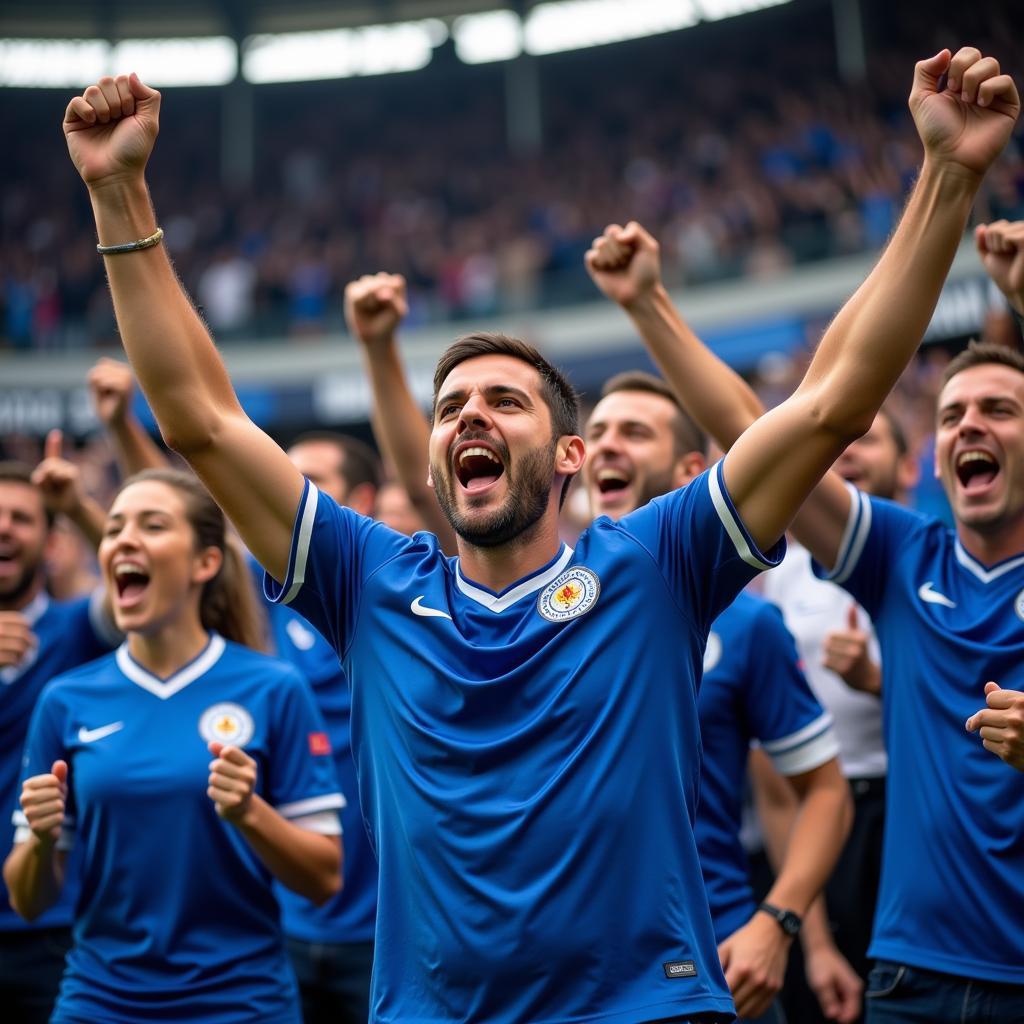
xmin=762 ymin=542 xmax=887 ymax=779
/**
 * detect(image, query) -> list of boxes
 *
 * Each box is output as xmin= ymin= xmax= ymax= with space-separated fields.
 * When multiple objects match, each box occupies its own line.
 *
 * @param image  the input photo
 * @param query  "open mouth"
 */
xmin=594 ymin=467 xmax=632 ymax=496
xmin=113 ymin=563 xmax=151 ymax=604
xmin=955 ymin=450 xmax=999 ymax=495
xmin=454 ymin=445 xmax=505 ymax=494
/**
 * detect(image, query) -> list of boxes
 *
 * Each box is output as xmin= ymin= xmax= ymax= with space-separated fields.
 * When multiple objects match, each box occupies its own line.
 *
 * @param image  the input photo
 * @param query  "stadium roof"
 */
xmin=0 ymin=1 xmax=508 ymax=39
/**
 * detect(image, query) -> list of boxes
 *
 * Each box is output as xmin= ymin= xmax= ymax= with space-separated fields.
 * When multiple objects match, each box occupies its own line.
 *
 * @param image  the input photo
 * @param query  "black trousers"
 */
xmin=0 ymin=926 xmax=72 ymax=1024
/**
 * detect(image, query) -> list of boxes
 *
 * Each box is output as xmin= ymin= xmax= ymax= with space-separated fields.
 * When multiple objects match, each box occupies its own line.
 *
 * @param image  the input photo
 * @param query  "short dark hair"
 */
xmin=600 ymin=370 xmax=707 ymax=457
xmin=876 ymin=406 xmax=908 ymax=458
xmin=941 ymin=340 xmax=1024 ymax=390
xmin=290 ymin=431 xmax=382 ymax=493
xmin=0 ymin=462 xmax=54 ymax=527
xmin=432 ymin=332 xmax=580 ymax=439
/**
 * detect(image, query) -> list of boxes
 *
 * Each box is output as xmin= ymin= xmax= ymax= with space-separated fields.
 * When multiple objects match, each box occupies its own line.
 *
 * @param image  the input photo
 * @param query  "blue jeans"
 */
xmin=286 ymin=936 xmax=373 ymax=1024
xmin=865 ymin=961 xmax=1024 ymax=1023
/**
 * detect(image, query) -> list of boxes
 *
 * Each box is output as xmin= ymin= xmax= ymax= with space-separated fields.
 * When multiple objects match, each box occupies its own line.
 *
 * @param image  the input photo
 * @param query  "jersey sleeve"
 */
xmin=744 ymin=602 xmax=839 ymax=776
xmin=264 ymin=665 xmax=346 ymax=834
xmin=619 ymin=459 xmax=786 ymax=633
xmin=263 ymin=478 xmax=409 ymax=655
xmin=810 ymin=483 xmax=925 ymax=618
xmin=12 ymin=685 xmax=76 ymax=851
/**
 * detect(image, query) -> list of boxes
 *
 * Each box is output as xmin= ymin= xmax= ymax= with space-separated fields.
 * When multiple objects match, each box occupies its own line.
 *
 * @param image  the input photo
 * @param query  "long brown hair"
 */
xmin=115 ymin=469 xmax=267 ymax=652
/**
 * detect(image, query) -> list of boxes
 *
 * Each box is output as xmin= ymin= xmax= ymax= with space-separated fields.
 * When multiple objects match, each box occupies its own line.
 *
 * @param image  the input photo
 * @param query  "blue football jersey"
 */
xmin=266 ymin=603 xmax=377 ymax=943
xmin=1 ymin=590 xmax=116 ymax=933
xmin=15 ymin=634 xmax=344 ymax=1023
xmin=815 ymin=485 xmax=1024 ymax=983
xmin=697 ymin=592 xmax=838 ymax=944
xmin=266 ymin=460 xmax=784 ymax=1024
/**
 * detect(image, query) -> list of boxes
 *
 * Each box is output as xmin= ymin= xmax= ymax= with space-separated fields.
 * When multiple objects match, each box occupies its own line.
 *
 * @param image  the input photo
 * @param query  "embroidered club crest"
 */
xmin=537 ymin=567 xmax=601 ymax=623
xmin=199 ymin=702 xmax=255 ymax=747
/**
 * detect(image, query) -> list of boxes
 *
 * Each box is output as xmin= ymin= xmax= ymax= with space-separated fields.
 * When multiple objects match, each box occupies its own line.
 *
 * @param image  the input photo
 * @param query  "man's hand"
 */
xmin=30 ymin=430 xmax=87 ymax=518
xmin=64 ymin=72 xmax=161 ymax=188
xmin=19 ymin=761 xmax=68 ymax=846
xmin=584 ymin=221 xmax=662 ymax=309
xmin=344 ymin=273 xmax=408 ymax=349
xmin=207 ymin=742 xmax=258 ymax=823
xmin=822 ymin=605 xmax=881 ymax=696
xmin=717 ymin=913 xmax=790 ymax=1019
xmin=88 ymin=358 xmax=135 ymax=426
xmin=975 ymin=220 xmax=1024 ymax=316
xmin=966 ymin=682 xmax=1024 ymax=770
xmin=0 ymin=611 xmax=37 ymax=671
xmin=804 ymin=941 xmax=863 ymax=1024
xmin=909 ymin=48 xmax=1020 ymax=180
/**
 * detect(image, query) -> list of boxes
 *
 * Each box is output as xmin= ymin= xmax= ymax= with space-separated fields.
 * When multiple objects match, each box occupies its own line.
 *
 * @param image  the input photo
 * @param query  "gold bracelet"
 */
xmin=96 ymin=227 xmax=164 ymax=255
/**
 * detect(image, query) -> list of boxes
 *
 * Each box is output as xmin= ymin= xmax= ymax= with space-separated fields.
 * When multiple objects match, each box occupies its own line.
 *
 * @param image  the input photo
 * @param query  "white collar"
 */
xmin=116 ymin=633 xmax=226 ymax=699
xmin=455 ymin=544 xmax=574 ymax=613
xmin=18 ymin=591 xmax=50 ymax=626
xmin=954 ymin=540 xmax=1024 ymax=584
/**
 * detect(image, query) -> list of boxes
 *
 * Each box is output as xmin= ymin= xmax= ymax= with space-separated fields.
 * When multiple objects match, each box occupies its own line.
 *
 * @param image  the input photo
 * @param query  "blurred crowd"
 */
xmin=2 ymin=6 xmax=1022 ymax=351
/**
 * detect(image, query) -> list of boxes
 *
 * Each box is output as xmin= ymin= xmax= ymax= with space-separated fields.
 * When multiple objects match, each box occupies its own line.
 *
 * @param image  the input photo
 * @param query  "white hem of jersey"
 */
xmin=278 ymin=792 xmax=347 ymax=818
xmin=455 ymin=544 xmax=574 ymax=612
xmin=760 ymin=711 xmax=836 ymax=755
xmin=117 ymin=634 xmax=227 ymax=699
xmin=288 ymin=810 xmax=343 ymax=835
xmin=769 ymin=726 xmax=841 ymax=776
xmin=89 ymin=586 xmax=123 ymax=649
xmin=280 ymin=483 xmax=319 ymax=606
xmin=954 ymin=540 xmax=1024 ymax=583
xmin=825 ymin=484 xmax=872 ymax=585
xmin=707 ymin=460 xmax=776 ymax=571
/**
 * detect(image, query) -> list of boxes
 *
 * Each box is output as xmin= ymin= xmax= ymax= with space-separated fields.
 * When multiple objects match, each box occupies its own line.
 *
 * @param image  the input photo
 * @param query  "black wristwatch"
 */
xmin=757 ymin=901 xmax=802 ymax=936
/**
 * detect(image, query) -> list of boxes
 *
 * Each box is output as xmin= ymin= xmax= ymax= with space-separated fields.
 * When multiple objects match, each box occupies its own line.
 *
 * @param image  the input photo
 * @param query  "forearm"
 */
xmin=65 ymin=495 xmax=108 ymax=551
xmin=3 ymin=838 xmax=64 ymax=921
xmin=232 ymin=796 xmax=341 ymax=905
xmin=625 ymin=284 xmax=764 ymax=449
xmin=800 ymin=894 xmax=837 ymax=955
xmin=107 ymin=414 xmax=169 ymax=478
xmin=763 ymin=778 xmax=852 ymax=917
xmin=800 ymin=162 xmax=979 ymax=436
xmin=361 ymin=339 xmax=456 ymax=547
xmin=89 ymin=178 xmax=244 ymax=453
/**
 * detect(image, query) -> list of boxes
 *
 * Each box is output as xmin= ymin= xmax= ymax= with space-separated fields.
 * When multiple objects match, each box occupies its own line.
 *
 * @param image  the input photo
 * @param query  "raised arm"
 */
xmin=346 ymin=273 xmax=457 ymax=551
xmin=88 ymin=357 xmax=169 ymax=477
xmin=589 ymin=48 xmax=1018 ymax=565
xmin=719 ymin=48 xmax=1017 ymax=552
xmin=63 ymin=75 xmax=302 ymax=581
xmin=976 ymin=219 xmax=1024 ymax=319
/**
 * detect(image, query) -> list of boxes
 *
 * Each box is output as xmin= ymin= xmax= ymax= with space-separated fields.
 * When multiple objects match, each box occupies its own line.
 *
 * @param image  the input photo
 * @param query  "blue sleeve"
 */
xmin=15 ymin=685 xmax=76 ymax=837
xmin=69 ymin=592 xmax=120 ymax=659
xmin=264 ymin=666 xmax=345 ymax=821
xmin=263 ymin=478 xmax=410 ymax=656
xmin=743 ymin=602 xmax=839 ymax=776
xmin=618 ymin=459 xmax=786 ymax=633
xmin=811 ymin=484 xmax=927 ymax=618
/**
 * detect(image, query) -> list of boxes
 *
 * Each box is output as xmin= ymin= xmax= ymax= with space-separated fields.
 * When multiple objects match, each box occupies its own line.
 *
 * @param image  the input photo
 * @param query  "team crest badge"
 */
xmin=537 ymin=567 xmax=601 ymax=622
xmin=1015 ymin=589 xmax=1024 ymax=622
xmin=199 ymin=703 xmax=255 ymax=747
xmin=703 ymin=632 xmax=722 ymax=672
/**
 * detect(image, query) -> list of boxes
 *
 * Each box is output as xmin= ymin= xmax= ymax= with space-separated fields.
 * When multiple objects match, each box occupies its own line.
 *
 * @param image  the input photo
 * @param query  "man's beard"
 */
xmin=431 ymin=437 xmax=556 ymax=549
xmin=0 ymin=558 xmax=43 ymax=609
xmin=633 ymin=465 xmax=680 ymax=510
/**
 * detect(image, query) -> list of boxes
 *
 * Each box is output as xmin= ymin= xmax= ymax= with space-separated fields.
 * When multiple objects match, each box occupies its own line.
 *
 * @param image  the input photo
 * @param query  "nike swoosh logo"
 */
xmin=410 ymin=596 xmax=452 ymax=620
xmin=917 ymin=582 xmax=957 ymax=608
xmin=78 ymin=722 xmax=125 ymax=744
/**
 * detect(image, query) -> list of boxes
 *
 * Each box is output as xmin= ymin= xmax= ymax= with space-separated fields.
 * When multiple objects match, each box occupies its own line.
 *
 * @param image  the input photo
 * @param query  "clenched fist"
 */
xmin=585 ymin=221 xmax=662 ymax=309
xmin=345 ymin=273 xmax=408 ymax=349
